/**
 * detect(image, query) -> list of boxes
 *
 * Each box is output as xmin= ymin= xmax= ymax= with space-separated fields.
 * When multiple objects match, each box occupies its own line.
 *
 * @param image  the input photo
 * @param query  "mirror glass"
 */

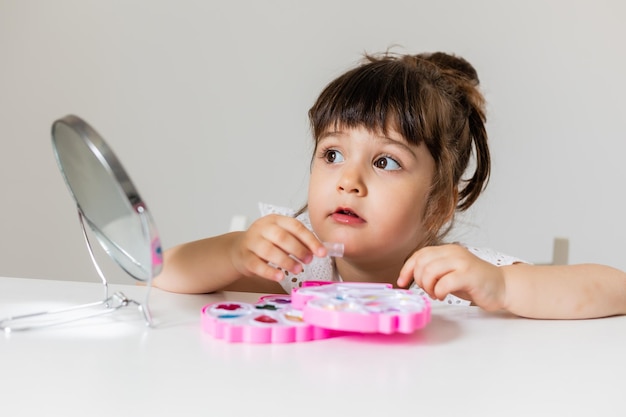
xmin=51 ymin=115 xmax=163 ymax=281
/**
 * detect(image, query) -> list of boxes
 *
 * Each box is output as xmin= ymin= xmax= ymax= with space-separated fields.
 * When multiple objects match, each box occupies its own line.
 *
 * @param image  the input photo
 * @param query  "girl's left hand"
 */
xmin=397 ymin=244 xmax=507 ymax=312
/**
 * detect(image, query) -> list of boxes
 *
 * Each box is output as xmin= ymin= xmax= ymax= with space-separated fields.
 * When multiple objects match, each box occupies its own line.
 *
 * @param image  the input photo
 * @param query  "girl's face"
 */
xmin=308 ymin=125 xmax=435 ymax=265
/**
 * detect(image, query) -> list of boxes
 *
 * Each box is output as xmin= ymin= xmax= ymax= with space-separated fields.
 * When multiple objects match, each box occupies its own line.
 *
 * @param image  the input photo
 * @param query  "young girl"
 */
xmin=154 ymin=51 xmax=626 ymax=319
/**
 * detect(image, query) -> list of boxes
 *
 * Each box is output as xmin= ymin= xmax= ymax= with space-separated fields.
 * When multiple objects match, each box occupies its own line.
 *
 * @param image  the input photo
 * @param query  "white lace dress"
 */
xmin=258 ymin=203 xmax=526 ymax=306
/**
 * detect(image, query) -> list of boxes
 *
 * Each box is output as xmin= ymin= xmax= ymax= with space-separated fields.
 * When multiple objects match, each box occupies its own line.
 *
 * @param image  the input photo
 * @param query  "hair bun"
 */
xmin=418 ymin=52 xmax=479 ymax=84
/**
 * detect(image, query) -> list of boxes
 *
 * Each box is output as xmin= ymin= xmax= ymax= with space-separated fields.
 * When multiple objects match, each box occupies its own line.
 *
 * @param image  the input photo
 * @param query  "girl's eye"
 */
xmin=374 ymin=156 xmax=401 ymax=171
xmin=323 ymin=149 xmax=344 ymax=164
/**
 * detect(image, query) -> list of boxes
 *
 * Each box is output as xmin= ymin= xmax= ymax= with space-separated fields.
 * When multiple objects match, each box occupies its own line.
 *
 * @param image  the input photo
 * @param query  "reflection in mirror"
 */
xmin=0 ymin=115 xmax=163 ymax=332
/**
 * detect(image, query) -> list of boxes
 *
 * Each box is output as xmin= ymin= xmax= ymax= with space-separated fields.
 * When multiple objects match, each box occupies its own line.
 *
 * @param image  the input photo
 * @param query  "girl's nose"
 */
xmin=337 ymin=166 xmax=366 ymax=196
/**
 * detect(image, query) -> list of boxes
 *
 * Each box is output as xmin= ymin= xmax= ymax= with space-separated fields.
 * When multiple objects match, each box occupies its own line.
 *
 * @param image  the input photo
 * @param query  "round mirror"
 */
xmin=51 ymin=115 xmax=163 ymax=282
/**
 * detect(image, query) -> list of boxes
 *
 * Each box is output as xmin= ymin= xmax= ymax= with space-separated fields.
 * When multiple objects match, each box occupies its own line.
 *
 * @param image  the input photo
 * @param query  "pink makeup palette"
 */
xmin=201 ymin=281 xmax=431 ymax=343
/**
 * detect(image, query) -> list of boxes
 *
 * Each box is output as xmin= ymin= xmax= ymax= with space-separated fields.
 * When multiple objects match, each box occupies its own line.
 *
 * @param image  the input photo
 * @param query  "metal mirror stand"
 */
xmin=0 ymin=206 xmax=154 ymax=333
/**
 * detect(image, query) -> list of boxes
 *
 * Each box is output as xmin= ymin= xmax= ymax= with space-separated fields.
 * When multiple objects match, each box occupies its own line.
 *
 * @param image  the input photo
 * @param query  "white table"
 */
xmin=1 ymin=276 xmax=624 ymax=417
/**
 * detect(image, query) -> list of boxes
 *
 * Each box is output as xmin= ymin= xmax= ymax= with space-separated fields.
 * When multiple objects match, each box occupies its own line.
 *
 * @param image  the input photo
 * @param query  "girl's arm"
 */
xmin=399 ymin=244 xmax=626 ymax=319
xmin=500 ymin=263 xmax=626 ymax=319
xmin=154 ymin=232 xmax=279 ymax=294
xmin=153 ymin=215 xmax=326 ymax=294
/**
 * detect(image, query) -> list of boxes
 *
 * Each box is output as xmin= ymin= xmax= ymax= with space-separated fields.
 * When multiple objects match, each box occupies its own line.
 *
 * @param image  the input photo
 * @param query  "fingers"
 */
xmin=418 ymin=255 xmax=457 ymax=300
xmin=399 ymin=244 xmax=506 ymax=310
xmin=398 ymin=245 xmax=465 ymax=300
xmin=261 ymin=216 xmax=326 ymax=262
xmin=397 ymin=256 xmax=417 ymax=288
xmin=236 ymin=254 xmax=288 ymax=282
xmin=429 ymin=270 xmax=465 ymax=301
xmin=234 ymin=215 xmax=325 ymax=282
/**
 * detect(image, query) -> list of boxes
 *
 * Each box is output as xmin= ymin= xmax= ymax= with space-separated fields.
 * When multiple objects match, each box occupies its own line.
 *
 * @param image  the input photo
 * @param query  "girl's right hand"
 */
xmin=229 ymin=214 xmax=327 ymax=282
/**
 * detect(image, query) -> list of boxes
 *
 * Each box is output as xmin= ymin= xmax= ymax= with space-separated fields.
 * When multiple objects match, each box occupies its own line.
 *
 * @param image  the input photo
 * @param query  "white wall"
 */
xmin=1 ymin=0 xmax=624 ymax=284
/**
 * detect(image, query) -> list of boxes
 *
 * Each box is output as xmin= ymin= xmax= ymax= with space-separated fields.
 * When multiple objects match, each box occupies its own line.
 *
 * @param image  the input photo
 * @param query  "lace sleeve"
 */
xmin=463 ymin=245 xmax=529 ymax=266
xmin=258 ymin=202 xmax=296 ymax=218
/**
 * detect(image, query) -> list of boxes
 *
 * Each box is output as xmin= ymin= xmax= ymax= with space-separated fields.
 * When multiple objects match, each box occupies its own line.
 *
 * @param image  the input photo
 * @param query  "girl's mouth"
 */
xmin=331 ymin=208 xmax=365 ymax=224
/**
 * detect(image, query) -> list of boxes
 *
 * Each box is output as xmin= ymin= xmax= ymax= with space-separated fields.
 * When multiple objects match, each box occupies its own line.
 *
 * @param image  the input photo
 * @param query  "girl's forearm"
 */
xmin=154 ymin=232 xmax=244 ymax=294
xmin=501 ymin=263 xmax=626 ymax=319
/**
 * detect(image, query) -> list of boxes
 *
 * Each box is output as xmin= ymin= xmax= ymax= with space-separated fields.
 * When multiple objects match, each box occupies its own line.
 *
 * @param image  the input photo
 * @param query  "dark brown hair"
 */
xmin=308 ymin=51 xmax=490 ymax=245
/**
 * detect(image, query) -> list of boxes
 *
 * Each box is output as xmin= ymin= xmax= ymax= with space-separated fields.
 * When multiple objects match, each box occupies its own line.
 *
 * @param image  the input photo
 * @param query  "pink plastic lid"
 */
xmin=292 ymin=282 xmax=431 ymax=334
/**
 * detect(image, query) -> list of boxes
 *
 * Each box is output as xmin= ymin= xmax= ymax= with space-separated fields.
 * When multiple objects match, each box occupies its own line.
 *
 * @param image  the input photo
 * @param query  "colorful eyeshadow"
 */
xmin=254 ymin=315 xmax=278 ymax=324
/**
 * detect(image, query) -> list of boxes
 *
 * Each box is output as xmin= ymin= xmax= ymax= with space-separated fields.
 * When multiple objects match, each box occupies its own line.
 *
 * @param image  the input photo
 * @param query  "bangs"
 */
xmin=309 ymin=59 xmax=426 ymax=146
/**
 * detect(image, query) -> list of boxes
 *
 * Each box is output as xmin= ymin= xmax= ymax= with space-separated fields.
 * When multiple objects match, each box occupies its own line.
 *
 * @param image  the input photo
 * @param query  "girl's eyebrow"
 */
xmin=374 ymin=134 xmax=419 ymax=158
xmin=318 ymin=130 xmax=342 ymax=140
xmin=316 ymin=131 xmax=344 ymax=147
xmin=318 ymin=130 xmax=418 ymax=157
